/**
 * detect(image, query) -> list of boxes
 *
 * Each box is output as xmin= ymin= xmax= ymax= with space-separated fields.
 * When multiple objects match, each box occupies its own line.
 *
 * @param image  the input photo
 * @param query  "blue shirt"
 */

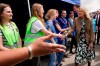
xmin=68 ymin=18 xmax=76 ymax=36
xmin=46 ymin=20 xmax=57 ymax=43
xmin=53 ymin=19 xmax=60 ymax=34
xmin=92 ymin=18 xmax=97 ymax=32
xmin=58 ymin=17 xmax=69 ymax=29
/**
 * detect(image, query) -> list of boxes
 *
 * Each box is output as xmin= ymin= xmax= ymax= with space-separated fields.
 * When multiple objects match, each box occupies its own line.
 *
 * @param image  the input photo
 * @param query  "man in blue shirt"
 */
xmin=58 ymin=10 xmax=69 ymax=29
xmin=58 ymin=10 xmax=69 ymax=49
xmin=56 ymin=10 xmax=70 ymax=66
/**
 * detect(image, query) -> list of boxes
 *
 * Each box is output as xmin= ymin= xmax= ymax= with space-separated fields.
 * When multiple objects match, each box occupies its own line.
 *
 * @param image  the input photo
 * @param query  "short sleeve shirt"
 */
xmin=31 ymin=20 xmax=45 ymax=33
xmin=46 ymin=20 xmax=57 ymax=43
xmin=53 ymin=19 xmax=60 ymax=34
xmin=58 ymin=17 xmax=69 ymax=29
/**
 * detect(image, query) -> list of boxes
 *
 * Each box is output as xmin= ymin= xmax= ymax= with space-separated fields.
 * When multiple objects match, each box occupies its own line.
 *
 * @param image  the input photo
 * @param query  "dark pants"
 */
xmin=97 ymin=29 xmax=100 ymax=44
xmin=93 ymin=32 xmax=96 ymax=45
xmin=70 ymin=36 xmax=77 ymax=53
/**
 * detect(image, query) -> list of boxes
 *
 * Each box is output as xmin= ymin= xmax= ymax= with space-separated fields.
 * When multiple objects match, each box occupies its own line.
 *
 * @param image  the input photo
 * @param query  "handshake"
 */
xmin=63 ymin=30 xmax=72 ymax=38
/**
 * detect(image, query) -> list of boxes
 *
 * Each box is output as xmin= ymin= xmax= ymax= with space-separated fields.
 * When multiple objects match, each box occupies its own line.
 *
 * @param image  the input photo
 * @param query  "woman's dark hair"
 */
xmin=0 ymin=3 xmax=10 ymax=26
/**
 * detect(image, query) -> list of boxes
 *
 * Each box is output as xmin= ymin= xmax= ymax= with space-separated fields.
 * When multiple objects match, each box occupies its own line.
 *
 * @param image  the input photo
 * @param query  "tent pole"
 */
xmin=27 ymin=0 xmax=31 ymax=17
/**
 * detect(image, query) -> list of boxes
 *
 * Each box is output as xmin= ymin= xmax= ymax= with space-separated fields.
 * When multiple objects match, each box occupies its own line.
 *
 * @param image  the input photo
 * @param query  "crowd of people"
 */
xmin=0 ymin=2 xmax=100 ymax=66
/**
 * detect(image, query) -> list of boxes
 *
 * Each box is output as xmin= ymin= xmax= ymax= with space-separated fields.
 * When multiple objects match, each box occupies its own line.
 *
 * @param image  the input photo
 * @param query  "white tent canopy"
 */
xmin=62 ymin=0 xmax=100 ymax=13
xmin=81 ymin=0 xmax=100 ymax=13
xmin=27 ymin=0 xmax=100 ymax=16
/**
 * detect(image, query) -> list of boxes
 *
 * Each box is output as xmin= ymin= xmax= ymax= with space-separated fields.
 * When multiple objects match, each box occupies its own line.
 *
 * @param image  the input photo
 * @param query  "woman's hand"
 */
xmin=89 ymin=43 xmax=93 ymax=49
xmin=66 ymin=27 xmax=71 ymax=31
xmin=30 ymin=35 xmax=66 ymax=57
xmin=58 ymin=34 xmax=65 ymax=40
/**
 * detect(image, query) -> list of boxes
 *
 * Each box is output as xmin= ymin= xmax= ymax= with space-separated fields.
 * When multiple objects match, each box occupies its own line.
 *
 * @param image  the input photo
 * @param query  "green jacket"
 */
xmin=24 ymin=16 xmax=45 ymax=46
xmin=0 ymin=22 xmax=19 ymax=48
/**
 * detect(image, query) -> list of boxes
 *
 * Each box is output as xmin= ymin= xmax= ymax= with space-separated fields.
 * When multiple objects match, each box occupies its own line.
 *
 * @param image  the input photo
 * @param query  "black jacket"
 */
xmin=96 ymin=14 xmax=100 ymax=27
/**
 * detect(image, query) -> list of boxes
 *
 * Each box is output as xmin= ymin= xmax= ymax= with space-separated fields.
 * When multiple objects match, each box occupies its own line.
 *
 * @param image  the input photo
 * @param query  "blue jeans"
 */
xmin=48 ymin=53 xmax=57 ymax=66
xmin=57 ymin=52 xmax=64 ymax=65
xmin=57 ymin=37 xmax=68 ymax=64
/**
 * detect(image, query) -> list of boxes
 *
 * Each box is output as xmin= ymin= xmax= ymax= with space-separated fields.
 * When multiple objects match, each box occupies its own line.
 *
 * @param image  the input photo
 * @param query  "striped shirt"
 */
xmin=0 ymin=23 xmax=14 ymax=45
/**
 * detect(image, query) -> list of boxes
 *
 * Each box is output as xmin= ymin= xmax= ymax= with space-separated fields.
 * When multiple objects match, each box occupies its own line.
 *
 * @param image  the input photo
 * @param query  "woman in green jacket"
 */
xmin=0 ymin=3 xmax=22 ymax=50
xmin=24 ymin=3 xmax=65 ymax=66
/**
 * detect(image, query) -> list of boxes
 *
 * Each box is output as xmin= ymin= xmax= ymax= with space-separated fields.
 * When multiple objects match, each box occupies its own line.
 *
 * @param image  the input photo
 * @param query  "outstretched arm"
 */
xmin=0 ymin=47 xmax=29 ymax=66
xmin=0 ymin=35 xmax=66 ymax=66
xmin=55 ymin=23 xmax=70 ymax=32
xmin=65 ymin=18 xmax=76 ymax=36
